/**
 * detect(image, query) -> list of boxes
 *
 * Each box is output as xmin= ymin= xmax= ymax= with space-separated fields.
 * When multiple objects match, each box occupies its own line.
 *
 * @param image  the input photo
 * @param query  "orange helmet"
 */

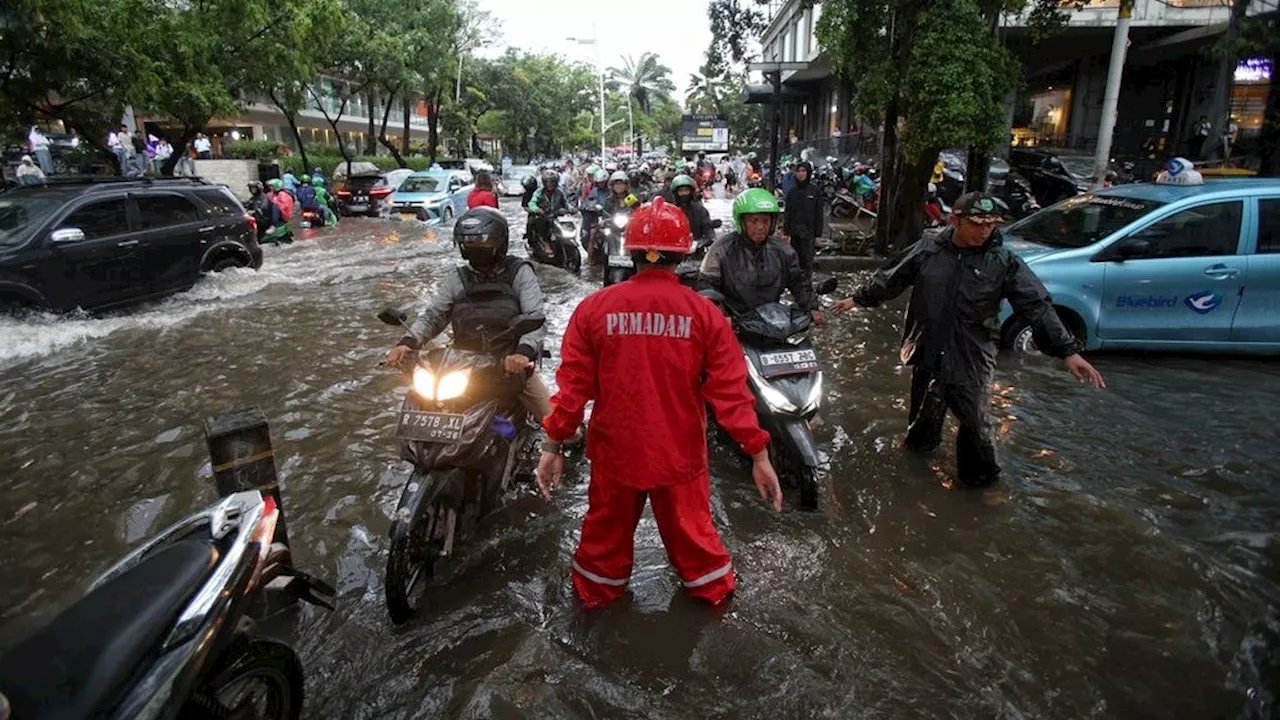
xmin=623 ymin=196 xmax=692 ymax=256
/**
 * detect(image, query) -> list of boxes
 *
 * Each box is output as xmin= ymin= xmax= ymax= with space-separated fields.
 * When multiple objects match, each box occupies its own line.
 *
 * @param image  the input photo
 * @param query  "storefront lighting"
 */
xmin=1234 ymin=57 xmax=1272 ymax=83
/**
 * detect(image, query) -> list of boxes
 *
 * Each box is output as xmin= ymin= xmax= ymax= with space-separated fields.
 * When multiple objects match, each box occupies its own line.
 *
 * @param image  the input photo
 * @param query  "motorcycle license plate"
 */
xmin=758 ymin=348 xmax=819 ymax=376
xmin=396 ymin=410 xmax=465 ymax=443
xmin=608 ymin=256 xmax=634 ymax=268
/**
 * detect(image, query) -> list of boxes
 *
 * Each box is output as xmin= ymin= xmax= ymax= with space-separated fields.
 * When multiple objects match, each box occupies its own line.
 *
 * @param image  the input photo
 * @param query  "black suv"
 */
xmin=0 ymin=178 xmax=263 ymax=312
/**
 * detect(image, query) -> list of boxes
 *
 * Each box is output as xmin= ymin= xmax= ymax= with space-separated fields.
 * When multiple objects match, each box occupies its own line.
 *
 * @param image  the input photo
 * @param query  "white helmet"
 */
xmin=609 ymin=170 xmax=628 ymax=184
xmin=1156 ymin=157 xmax=1204 ymax=186
xmin=605 ymin=162 xmax=618 ymax=172
xmin=593 ymin=168 xmax=609 ymax=183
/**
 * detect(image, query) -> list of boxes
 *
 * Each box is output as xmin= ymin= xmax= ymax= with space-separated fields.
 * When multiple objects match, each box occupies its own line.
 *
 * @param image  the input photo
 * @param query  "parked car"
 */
xmin=998 ymin=179 xmax=1280 ymax=355
xmin=0 ymin=177 xmax=263 ymax=312
xmin=336 ymin=170 xmax=410 ymax=217
xmin=385 ymin=170 xmax=473 ymax=224
xmin=501 ymin=165 xmax=537 ymax=197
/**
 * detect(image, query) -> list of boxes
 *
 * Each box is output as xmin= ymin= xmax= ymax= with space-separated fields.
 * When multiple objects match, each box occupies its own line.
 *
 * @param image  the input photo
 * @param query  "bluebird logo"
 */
xmin=1184 ymin=290 xmax=1222 ymax=314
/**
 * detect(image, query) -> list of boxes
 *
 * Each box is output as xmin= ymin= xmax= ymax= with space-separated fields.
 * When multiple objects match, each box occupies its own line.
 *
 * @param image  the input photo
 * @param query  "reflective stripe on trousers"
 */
xmin=682 ymin=561 xmax=733 ymax=589
xmin=572 ymin=560 xmax=628 ymax=587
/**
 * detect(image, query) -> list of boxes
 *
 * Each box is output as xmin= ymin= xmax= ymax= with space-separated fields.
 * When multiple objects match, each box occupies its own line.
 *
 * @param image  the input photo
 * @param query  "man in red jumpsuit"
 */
xmin=536 ymin=197 xmax=783 ymax=609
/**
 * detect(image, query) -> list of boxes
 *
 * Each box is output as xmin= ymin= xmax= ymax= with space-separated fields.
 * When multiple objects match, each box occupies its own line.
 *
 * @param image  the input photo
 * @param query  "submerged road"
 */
xmin=1 ymin=199 xmax=1277 ymax=718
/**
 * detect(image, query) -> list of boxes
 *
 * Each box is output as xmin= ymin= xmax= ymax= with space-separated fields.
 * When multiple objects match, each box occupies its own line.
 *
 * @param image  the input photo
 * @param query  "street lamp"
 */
xmin=566 ymin=26 xmax=607 ymax=160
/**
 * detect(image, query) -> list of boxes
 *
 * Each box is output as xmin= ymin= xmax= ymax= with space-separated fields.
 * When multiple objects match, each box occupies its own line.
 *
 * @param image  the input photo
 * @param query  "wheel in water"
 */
xmin=385 ymin=476 xmax=443 ymax=624
xmin=202 ymin=639 xmax=305 ymax=720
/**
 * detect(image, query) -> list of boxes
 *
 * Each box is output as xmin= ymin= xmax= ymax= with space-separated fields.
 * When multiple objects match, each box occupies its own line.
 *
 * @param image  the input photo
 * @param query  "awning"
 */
xmin=743 ymin=84 xmax=812 ymax=105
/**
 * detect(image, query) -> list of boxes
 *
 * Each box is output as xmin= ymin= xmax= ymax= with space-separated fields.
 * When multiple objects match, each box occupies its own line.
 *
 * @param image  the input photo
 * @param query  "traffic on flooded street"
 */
xmin=1 ymin=194 xmax=1277 ymax=719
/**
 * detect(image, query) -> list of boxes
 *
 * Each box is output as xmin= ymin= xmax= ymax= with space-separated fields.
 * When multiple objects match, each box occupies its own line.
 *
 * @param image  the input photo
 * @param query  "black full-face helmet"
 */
xmin=522 ymin=175 xmax=538 ymax=192
xmin=453 ymin=206 xmax=510 ymax=270
xmin=541 ymin=171 xmax=559 ymax=191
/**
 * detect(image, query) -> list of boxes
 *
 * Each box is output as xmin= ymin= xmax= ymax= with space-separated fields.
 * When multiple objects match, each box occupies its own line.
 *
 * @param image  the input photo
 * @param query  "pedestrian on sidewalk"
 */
xmin=108 ymin=126 xmax=129 ymax=174
xmin=783 ymin=161 xmax=823 ymax=277
xmin=194 ymin=133 xmax=213 ymax=159
xmin=154 ymin=138 xmax=173 ymax=173
xmin=1189 ymin=115 xmax=1211 ymax=159
xmin=831 ymin=192 xmax=1105 ymax=487
xmin=16 ymin=155 xmax=46 ymax=186
xmin=28 ymin=126 xmax=54 ymax=175
xmin=130 ymin=130 xmax=147 ymax=175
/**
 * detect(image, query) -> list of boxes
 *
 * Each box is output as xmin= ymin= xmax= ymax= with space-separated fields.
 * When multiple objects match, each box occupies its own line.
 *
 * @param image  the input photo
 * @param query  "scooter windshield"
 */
xmin=736 ymin=302 xmax=810 ymax=344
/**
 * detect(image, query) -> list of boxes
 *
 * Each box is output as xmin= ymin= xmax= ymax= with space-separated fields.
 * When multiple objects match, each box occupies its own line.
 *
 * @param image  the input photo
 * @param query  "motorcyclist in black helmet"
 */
xmin=385 ymin=206 xmax=552 ymax=421
xmin=527 ymin=171 xmax=571 ymax=246
xmin=520 ymin=174 xmax=539 ymax=239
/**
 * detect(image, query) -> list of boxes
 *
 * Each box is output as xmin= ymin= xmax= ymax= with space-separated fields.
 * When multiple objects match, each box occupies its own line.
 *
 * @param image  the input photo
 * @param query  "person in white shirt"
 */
xmin=194 ymin=133 xmax=213 ymax=159
xmin=28 ymin=126 xmax=53 ymax=175
xmin=109 ymin=125 xmax=132 ymax=174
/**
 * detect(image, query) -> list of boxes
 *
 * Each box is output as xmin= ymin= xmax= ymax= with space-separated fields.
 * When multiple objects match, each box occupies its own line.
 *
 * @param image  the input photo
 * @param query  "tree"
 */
xmin=687 ymin=65 xmax=725 ymax=115
xmin=474 ymin=50 xmax=597 ymax=160
xmin=609 ymin=53 xmax=676 ymax=114
xmin=704 ymin=0 xmax=768 ymax=74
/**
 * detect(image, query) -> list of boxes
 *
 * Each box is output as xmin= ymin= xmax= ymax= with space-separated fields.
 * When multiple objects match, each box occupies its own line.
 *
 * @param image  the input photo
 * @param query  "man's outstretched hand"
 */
xmin=385 ymin=345 xmax=411 ymax=367
xmin=535 ymin=451 xmax=564 ymax=500
xmin=1064 ymin=354 xmax=1105 ymax=389
xmin=831 ymin=297 xmax=857 ymax=314
xmin=751 ymin=449 xmax=783 ymax=512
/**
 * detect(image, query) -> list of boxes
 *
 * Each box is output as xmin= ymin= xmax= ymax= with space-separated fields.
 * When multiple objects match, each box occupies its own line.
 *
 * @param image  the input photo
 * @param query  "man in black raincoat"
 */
xmin=832 ymin=192 xmax=1105 ymax=486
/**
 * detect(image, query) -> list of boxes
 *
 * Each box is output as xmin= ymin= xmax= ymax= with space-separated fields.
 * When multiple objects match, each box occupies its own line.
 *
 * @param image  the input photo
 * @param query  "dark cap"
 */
xmin=953 ymin=192 xmax=1007 ymax=224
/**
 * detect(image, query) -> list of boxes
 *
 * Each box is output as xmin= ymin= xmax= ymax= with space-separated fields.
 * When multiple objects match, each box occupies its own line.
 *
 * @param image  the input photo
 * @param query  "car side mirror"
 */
xmin=50 ymin=228 xmax=86 ymax=244
xmin=711 ymin=219 xmax=723 ymax=229
xmin=377 ymin=307 xmax=409 ymax=326
xmin=813 ymin=275 xmax=838 ymax=295
xmin=1113 ymin=237 xmax=1152 ymax=260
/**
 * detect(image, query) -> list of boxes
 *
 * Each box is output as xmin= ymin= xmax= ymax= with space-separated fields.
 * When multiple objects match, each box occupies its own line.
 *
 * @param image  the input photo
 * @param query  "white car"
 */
xmin=501 ymin=166 xmax=537 ymax=197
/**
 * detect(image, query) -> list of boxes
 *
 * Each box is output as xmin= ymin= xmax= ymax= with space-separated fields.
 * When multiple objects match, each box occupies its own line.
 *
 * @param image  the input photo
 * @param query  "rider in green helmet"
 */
xmin=665 ymin=174 xmax=716 ymax=245
xmin=311 ymin=174 xmax=338 ymax=227
xmin=698 ymin=188 xmax=823 ymax=324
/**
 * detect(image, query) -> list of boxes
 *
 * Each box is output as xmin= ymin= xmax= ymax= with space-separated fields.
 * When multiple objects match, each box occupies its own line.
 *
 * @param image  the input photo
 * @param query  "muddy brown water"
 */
xmin=1 ymin=201 xmax=1277 ymax=718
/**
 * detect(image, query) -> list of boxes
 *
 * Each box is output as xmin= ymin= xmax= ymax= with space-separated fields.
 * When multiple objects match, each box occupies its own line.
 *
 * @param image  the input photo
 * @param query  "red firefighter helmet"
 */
xmin=623 ymin=196 xmax=693 ymax=255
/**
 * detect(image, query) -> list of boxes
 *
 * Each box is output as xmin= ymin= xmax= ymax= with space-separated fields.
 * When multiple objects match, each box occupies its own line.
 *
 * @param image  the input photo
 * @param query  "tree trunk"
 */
xmin=365 ymin=90 xmax=377 ymax=155
xmin=270 ymin=88 xmax=310 ymax=172
xmin=886 ymin=146 xmax=941 ymax=252
xmin=965 ymin=145 xmax=989 ymax=194
xmin=1201 ymin=0 xmax=1250 ymax=162
xmin=427 ymin=89 xmax=443 ymax=163
xmin=1259 ymin=54 xmax=1280 ymax=176
xmin=402 ymin=96 xmax=411 ymax=156
xmin=874 ymin=102 xmax=900 ymax=256
xmin=308 ymin=84 xmax=354 ymax=172
xmin=377 ymin=86 xmax=407 ymax=167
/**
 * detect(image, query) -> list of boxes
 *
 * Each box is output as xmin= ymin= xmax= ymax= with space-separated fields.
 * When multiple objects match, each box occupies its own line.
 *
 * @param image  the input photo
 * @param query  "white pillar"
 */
xmin=1091 ymin=0 xmax=1134 ymax=190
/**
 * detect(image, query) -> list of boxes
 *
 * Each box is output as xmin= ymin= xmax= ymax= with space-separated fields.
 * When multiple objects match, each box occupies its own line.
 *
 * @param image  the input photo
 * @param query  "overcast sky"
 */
xmin=474 ymin=0 xmax=714 ymax=105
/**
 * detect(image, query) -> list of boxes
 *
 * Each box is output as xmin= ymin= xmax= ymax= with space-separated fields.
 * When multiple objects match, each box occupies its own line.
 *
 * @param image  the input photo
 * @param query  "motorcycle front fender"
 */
xmin=775 ymin=417 xmax=822 ymax=470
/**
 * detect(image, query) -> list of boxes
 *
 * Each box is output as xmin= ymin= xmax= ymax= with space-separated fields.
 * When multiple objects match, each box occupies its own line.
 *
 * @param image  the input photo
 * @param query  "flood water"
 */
xmin=1 ymin=200 xmax=1278 ymax=719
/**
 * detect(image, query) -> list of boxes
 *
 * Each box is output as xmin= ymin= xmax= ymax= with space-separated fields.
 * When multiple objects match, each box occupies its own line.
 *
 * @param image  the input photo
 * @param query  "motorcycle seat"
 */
xmin=0 ymin=538 xmax=217 ymax=720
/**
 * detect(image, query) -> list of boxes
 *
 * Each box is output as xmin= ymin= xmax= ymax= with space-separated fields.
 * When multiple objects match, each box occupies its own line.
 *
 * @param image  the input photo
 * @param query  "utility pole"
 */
xmin=1091 ymin=0 xmax=1135 ymax=191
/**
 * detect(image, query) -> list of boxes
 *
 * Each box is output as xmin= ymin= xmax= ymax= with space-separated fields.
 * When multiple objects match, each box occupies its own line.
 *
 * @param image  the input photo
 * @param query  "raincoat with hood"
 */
xmin=783 ymin=161 xmax=824 ymax=275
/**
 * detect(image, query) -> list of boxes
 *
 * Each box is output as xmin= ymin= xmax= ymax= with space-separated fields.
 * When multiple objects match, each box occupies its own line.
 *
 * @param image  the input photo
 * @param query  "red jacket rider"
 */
xmin=537 ymin=197 xmax=782 ymax=609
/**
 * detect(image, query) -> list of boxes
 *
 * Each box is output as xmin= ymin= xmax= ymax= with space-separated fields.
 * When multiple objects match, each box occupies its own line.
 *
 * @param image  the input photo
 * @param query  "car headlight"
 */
xmin=412 ymin=367 xmax=435 ymax=399
xmin=612 ymin=214 xmax=629 ymax=229
xmin=435 ymin=370 xmax=469 ymax=401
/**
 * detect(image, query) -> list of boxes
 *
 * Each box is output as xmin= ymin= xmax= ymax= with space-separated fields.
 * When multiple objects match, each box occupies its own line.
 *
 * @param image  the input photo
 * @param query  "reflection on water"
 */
xmin=1 ymin=203 xmax=1277 ymax=718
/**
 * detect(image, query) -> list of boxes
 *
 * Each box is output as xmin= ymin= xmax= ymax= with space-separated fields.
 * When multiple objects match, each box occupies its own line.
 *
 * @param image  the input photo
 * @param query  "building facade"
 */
xmin=754 ymin=0 xmax=1272 ymax=163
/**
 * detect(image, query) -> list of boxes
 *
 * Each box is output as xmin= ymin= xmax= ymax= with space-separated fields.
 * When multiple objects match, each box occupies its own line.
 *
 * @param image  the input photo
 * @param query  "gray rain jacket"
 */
xmin=851 ymin=227 xmax=1080 ymax=385
xmin=400 ymin=260 xmax=546 ymax=361
xmin=697 ymin=232 xmax=815 ymax=313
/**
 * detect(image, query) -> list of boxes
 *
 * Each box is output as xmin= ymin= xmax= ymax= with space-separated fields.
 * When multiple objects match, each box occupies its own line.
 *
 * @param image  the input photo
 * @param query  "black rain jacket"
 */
xmin=783 ymin=168 xmax=824 ymax=240
xmin=851 ymin=227 xmax=1080 ymax=384
xmin=697 ymin=232 xmax=815 ymax=313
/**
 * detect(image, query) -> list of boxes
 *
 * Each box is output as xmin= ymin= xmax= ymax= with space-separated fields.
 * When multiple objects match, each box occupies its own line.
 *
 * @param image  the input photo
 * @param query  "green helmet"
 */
xmin=670 ymin=174 xmax=696 ymax=191
xmin=311 ymin=176 xmax=324 ymax=187
xmin=300 ymin=174 xmax=311 ymax=184
xmin=584 ymin=164 xmax=600 ymax=177
xmin=267 ymin=178 xmax=283 ymax=191
xmin=732 ymin=188 xmax=780 ymax=233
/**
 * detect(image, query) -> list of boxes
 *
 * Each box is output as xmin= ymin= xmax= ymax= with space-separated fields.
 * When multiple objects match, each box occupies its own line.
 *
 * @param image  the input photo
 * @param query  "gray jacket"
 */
xmin=697 ymin=232 xmax=815 ymax=313
xmin=851 ymin=227 xmax=1080 ymax=385
xmin=402 ymin=262 xmax=546 ymax=360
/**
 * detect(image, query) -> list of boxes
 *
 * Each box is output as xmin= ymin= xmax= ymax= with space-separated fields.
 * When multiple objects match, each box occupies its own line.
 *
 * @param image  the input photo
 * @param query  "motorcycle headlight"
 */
xmin=435 ymin=370 xmax=470 ymax=401
xmin=612 ymin=214 xmax=629 ymax=229
xmin=745 ymin=355 xmax=798 ymax=414
xmin=801 ymin=372 xmax=823 ymax=415
xmin=412 ymin=367 xmax=435 ymax=399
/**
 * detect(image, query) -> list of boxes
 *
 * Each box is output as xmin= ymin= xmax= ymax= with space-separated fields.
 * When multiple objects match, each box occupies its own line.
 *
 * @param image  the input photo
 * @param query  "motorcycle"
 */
xmin=298 ymin=208 xmax=320 ymax=230
xmin=696 ymin=166 xmax=716 ymax=199
xmin=527 ymin=209 xmax=582 ymax=273
xmin=600 ymin=209 xmax=634 ymax=287
xmin=699 ymin=276 xmax=838 ymax=509
xmin=250 ymin=203 xmax=294 ymax=245
xmin=378 ymin=309 xmax=545 ymax=624
xmin=0 ymin=485 xmax=335 ymax=719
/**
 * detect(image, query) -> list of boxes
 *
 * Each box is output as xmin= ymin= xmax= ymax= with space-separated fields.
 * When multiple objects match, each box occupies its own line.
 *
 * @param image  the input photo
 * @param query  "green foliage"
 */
xmin=224 ymin=140 xmax=293 ymax=161
xmin=609 ymin=53 xmax=676 ymax=114
xmin=704 ymin=0 xmax=768 ymax=73
xmin=470 ymin=49 xmax=598 ymax=159
xmin=901 ymin=0 xmax=1016 ymax=155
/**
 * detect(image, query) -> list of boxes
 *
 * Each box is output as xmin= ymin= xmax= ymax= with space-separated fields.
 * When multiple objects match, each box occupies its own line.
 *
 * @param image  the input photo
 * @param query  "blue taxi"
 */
xmin=999 ymin=179 xmax=1280 ymax=355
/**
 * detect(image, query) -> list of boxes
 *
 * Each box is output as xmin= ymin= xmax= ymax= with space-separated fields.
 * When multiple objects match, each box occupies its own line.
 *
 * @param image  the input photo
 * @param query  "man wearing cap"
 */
xmin=831 ymin=192 xmax=1105 ymax=487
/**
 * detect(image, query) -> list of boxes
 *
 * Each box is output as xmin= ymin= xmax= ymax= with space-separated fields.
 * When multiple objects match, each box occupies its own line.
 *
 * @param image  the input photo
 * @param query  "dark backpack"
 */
xmin=296 ymin=184 xmax=317 ymax=210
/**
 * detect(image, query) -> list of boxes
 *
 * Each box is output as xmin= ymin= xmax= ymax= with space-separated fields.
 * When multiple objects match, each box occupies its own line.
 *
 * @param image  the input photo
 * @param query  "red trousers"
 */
xmin=572 ymin=473 xmax=736 ymax=609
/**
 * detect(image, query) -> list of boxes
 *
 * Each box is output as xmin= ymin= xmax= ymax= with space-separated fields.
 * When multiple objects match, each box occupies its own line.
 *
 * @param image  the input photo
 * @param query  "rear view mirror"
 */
xmin=377 ymin=307 xmax=409 ymax=326
xmin=813 ymin=275 xmax=838 ymax=295
xmin=51 ymin=228 xmax=85 ymax=244
xmin=711 ymin=219 xmax=723 ymax=229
